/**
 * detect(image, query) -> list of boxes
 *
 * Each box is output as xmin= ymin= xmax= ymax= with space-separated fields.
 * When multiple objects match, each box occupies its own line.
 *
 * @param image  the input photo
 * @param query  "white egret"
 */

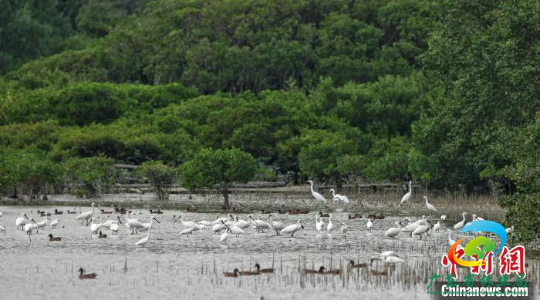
xmin=315 ymin=215 xmax=324 ymax=234
xmin=384 ymin=221 xmax=403 ymax=238
xmin=330 ymin=189 xmax=350 ymax=205
xmin=453 ymin=212 xmax=467 ymax=231
xmin=0 ymin=224 xmax=5 ymax=234
xmin=366 ymin=219 xmax=373 ymax=233
xmin=327 ymin=214 xmax=335 ymax=233
xmin=136 ymin=230 xmax=151 ymax=247
xmin=441 ymin=215 xmax=447 ymax=220
xmin=424 ymin=196 xmax=437 ymax=212
xmin=400 ymin=181 xmax=412 ymax=205
xmin=269 ymin=215 xmax=285 ymax=235
xmin=280 ymin=220 xmax=304 ymax=237
xmin=505 ymin=226 xmax=514 ymax=234
xmin=75 ymin=203 xmax=95 ymax=226
xmin=307 ymin=180 xmax=327 ymax=203
xmin=340 ymin=223 xmax=347 ymax=237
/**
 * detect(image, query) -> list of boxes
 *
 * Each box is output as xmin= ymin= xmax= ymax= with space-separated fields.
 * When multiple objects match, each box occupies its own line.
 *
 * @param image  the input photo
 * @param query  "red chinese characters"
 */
xmin=471 ymin=251 xmax=494 ymax=275
xmin=442 ymin=248 xmax=465 ymax=278
xmin=499 ymin=246 xmax=525 ymax=275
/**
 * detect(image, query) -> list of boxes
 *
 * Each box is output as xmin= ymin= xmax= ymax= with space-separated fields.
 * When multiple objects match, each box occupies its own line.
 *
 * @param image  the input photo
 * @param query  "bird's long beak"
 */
xmin=154 ymin=218 xmax=161 ymax=224
xmin=427 ymin=220 xmax=433 ymax=227
xmin=24 ymin=214 xmax=29 ymax=219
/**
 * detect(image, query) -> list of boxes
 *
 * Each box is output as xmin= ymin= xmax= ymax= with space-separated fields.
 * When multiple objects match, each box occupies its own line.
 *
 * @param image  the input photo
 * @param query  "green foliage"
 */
xmin=0 ymin=149 xmax=60 ymax=201
xmin=179 ymin=148 xmax=257 ymax=208
xmin=135 ymin=160 xmax=177 ymax=200
xmin=62 ymin=156 xmax=118 ymax=198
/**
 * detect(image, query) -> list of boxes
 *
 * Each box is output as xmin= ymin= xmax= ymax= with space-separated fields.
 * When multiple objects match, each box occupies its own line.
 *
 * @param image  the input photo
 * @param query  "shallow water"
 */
xmin=0 ymin=205 xmax=537 ymax=300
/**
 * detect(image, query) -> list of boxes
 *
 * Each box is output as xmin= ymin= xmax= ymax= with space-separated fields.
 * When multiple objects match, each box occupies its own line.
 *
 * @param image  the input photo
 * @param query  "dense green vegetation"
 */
xmin=0 ymin=0 xmax=538 ymax=240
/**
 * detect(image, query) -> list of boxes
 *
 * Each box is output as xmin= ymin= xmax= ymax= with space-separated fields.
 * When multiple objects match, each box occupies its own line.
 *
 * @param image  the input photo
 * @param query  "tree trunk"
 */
xmin=222 ymin=190 xmax=230 ymax=209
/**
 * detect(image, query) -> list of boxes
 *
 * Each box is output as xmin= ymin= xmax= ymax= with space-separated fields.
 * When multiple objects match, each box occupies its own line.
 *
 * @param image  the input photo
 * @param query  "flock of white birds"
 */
xmin=0 ymin=180 xmax=515 ymax=268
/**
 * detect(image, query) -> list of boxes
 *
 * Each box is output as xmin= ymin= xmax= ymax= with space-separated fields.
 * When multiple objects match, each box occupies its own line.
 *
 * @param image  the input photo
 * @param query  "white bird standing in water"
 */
xmin=110 ymin=221 xmax=120 ymax=235
xmin=0 ymin=224 xmax=5 ymax=234
xmin=315 ymin=215 xmax=324 ymax=234
xmin=453 ymin=212 xmax=467 ymax=231
xmin=400 ymin=181 xmax=412 ymax=205
xmin=75 ymin=203 xmax=95 ymax=226
xmin=441 ymin=215 xmax=447 ymax=220
xmin=327 ymin=214 xmax=335 ymax=233
xmin=384 ymin=221 xmax=403 ymax=238
xmin=50 ymin=219 xmax=60 ymax=229
xmin=424 ymin=196 xmax=437 ymax=212
xmin=280 ymin=220 xmax=304 ymax=237
xmin=220 ymin=230 xmax=228 ymax=245
xmin=433 ymin=221 xmax=441 ymax=232
xmin=136 ymin=230 xmax=151 ymax=247
xmin=15 ymin=213 xmax=29 ymax=230
xmin=269 ymin=215 xmax=285 ymax=235
xmin=330 ymin=189 xmax=350 ymax=205
xmin=308 ymin=180 xmax=327 ymax=203
xmin=367 ymin=219 xmax=373 ymax=233
xmin=340 ymin=223 xmax=347 ymax=237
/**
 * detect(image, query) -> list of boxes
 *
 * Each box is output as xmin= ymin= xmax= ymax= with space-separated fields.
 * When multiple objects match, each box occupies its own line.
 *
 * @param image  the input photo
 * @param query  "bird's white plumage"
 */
xmin=400 ymin=181 xmax=412 ymax=205
xmin=453 ymin=212 xmax=467 ymax=231
xmin=308 ymin=180 xmax=327 ymax=203
xmin=424 ymin=196 xmax=437 ymax=212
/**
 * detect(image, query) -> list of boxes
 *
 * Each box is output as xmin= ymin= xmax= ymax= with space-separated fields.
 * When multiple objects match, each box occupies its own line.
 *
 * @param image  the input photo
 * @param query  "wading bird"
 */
xmin=280 ymin=219 xmax=304 ymax=237
xmin=50 ymin=219 xmax=60 ymax=229
xmin=340 ymin=223 xmax=347 ymax=237
xmin=136 ymin=229 xmax=151 ymax=247
xmin=330 ymin=189 xmax=350 ymax=205
xmin=15 ymin=213 xmax=29 ymax=230
xmin=327 ymin=214 xmax=335 ymax=233
xmin=315 ymin=215 xmax=324 ymax=234
xmin=453 ymin=212 xmax=467 ymax=231
xmin=269 ymin=215 xmax=285 ymax=235
xmin=75 ymin=203 xmax=95 ymax=226
xmin=384 ymin=221 xmax=403 ymax=238
xmin=366 ymin=219 xmax=373 ymax=233
xmin=400 ymin=181 xmax=412 ymax=205
xmin=424 ymin=196 xmax=437 ymax=212
xmin=307 ymin=180 xmax=327 ymax=203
